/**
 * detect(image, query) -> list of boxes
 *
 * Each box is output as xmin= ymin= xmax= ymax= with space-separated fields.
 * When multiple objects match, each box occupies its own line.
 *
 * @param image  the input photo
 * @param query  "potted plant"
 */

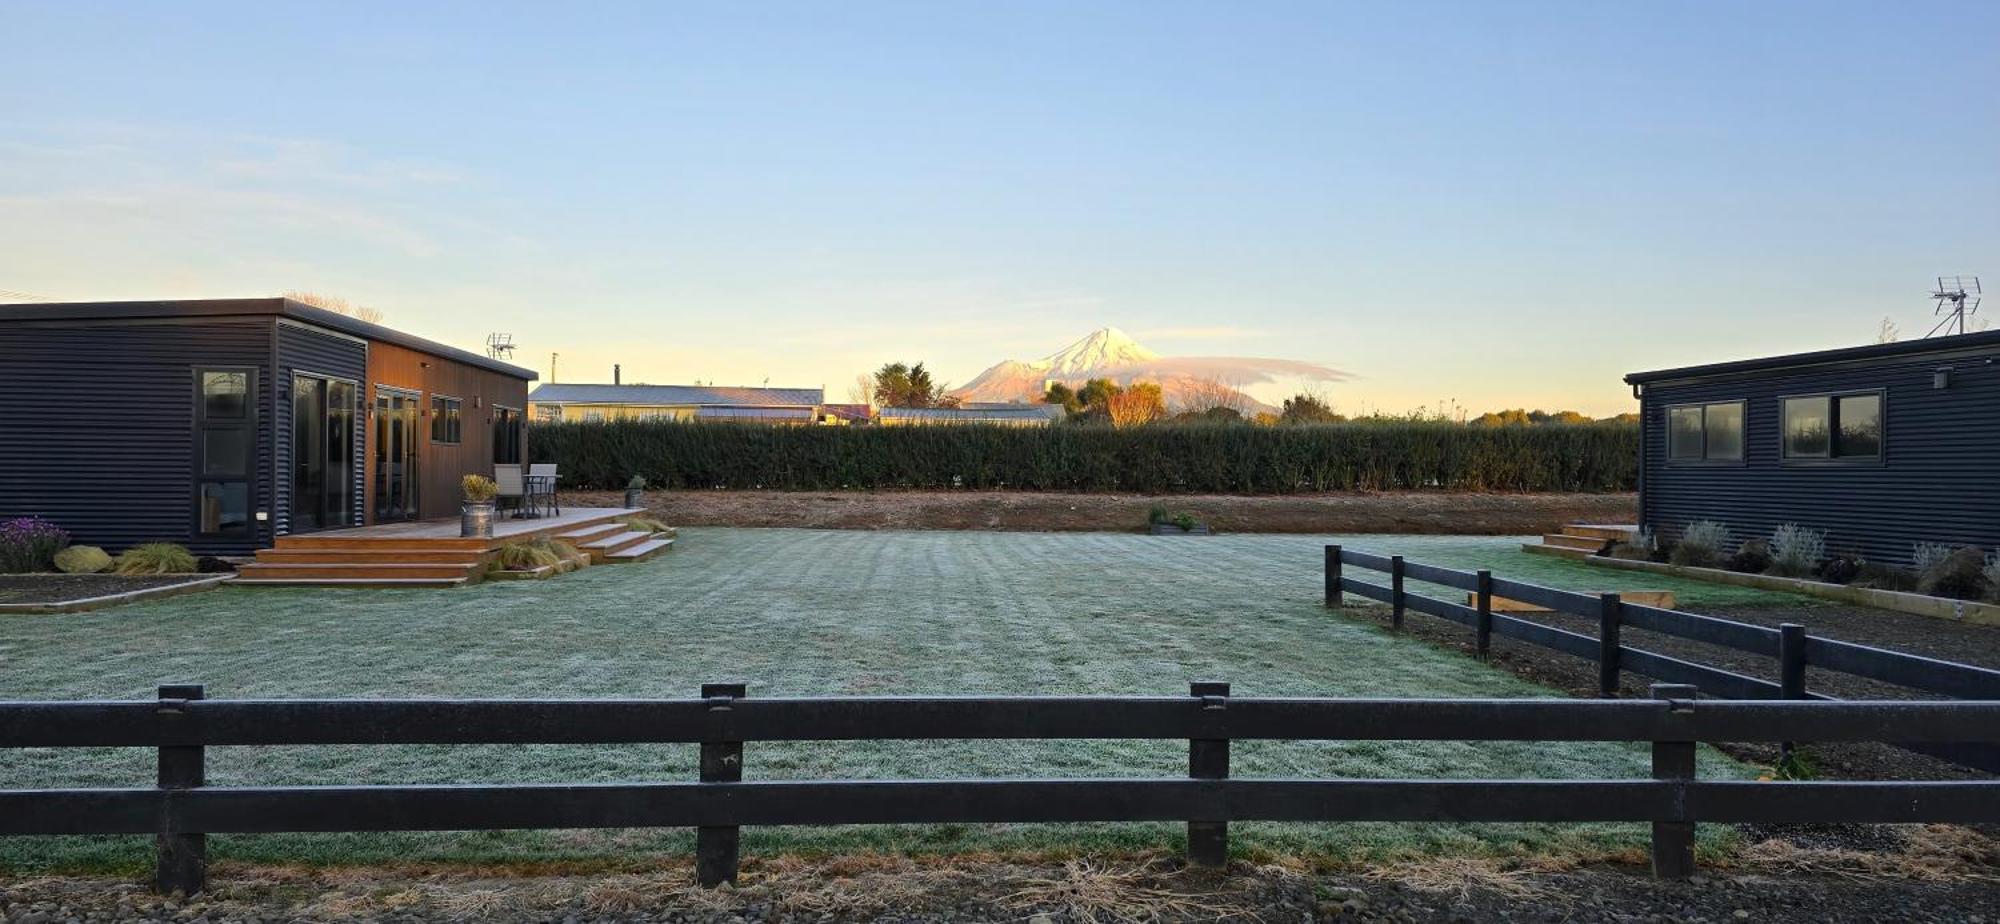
xmin=625 ymin=474 xmax=647 ymax=509
xmin=461 ymin=474 xmax=499 ymax=539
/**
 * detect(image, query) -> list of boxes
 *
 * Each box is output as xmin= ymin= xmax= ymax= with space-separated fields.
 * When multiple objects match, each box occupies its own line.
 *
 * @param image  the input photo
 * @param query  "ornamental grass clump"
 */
xmin=113 ymin=543 xmax=198 ymax=575
xmin=0 ymin=517 xmax=70 ymax=573
xmin=462 ymin=474 xmax=499 ymax=502
xmin=1916 ymin=546 xmax=1990 ymax=601
xmin=491 ymin=540 xmax=562 ymax=572
xmin=1669 ymin=520 xmax=1729 ymax=568
xmin=1911 ymin=542 xmax=1956 ymax=577
xmin=1983 ymin=554 xmax=2000 ymax=604
xmin=1765 ymin=524 xmax=1827 ymax=579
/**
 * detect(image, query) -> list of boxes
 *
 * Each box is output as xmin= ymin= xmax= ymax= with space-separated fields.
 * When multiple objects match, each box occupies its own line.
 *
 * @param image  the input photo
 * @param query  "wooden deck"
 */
xmin=233 ymin=507 xmax=672 ymax=587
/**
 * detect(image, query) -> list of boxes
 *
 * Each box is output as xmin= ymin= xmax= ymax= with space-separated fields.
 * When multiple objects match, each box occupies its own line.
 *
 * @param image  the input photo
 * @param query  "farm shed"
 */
xmin=1626 ymin=329 xmax=2000 ymax=567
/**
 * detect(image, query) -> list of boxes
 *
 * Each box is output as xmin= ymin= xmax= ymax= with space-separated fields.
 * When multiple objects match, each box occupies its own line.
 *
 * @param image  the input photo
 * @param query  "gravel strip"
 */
xmin=3 ymin=850 xmax=1996 ymax=923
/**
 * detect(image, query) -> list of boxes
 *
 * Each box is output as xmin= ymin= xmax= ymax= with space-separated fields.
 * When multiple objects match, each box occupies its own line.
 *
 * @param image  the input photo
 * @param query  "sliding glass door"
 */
xmin=373 ymin=386 xmax=421 ymax=522
xmin=291 ymin=373 xmax=357 ymax=531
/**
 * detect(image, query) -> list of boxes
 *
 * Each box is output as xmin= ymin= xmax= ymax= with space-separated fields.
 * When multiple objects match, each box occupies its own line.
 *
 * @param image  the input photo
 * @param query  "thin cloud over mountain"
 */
xmin=951 ymin=327 xmax=1347 ymax=412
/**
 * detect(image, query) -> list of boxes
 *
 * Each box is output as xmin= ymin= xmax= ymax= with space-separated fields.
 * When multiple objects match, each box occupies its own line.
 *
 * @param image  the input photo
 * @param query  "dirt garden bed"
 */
xmin=572 ymin=489 xmax=1636 ymax=535
xmin=0 ymin=574 xmax=223 ymax=613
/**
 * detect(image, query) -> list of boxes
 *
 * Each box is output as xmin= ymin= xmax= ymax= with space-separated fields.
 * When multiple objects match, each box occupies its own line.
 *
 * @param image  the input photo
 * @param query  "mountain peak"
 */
xmin=1042 ymin=326 xmax=1159 ymax=377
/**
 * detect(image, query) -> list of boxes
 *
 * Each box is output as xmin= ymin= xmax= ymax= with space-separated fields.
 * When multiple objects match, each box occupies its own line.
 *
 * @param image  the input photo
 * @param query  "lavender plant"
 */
xmin=0 ymin=517 xmax=71 ymax=573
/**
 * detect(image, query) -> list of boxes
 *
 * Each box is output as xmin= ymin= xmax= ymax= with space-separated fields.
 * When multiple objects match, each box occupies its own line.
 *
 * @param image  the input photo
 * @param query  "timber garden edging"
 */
xmin=1569 ymin=552 xmax=2000 ymax=627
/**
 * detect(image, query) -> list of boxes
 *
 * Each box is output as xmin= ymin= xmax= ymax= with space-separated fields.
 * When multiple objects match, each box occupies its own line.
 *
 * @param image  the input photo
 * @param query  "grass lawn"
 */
xmin=0 ymin=529 xmax=1773 ymax=873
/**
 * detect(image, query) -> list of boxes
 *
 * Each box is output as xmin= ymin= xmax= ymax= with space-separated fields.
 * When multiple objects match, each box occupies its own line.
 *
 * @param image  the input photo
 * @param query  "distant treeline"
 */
xmin=532 ymin=419 xmax=1638 ymax=493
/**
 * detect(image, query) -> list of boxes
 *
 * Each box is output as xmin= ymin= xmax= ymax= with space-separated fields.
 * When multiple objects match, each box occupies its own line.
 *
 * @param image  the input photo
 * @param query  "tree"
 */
xmin=283 ymin=290 xmax=384 ymax=324
xmin=1106 ymin=382 xmax=1166 ymax=427
xmin=1877 ymin=317 xmax=1900 ymax=344
xmin=870 ymin=361 xmax=959 ymax=408
xmin=1076 ymin=378 xmax=1122 ymax=413
xmin=1042 ymin=382 xmax=1082 ymax=415
xmin=1172 ymin=376 xmax=1254 ymax=417
xmin=1278 ymin=392 xmax=1343 ymax=425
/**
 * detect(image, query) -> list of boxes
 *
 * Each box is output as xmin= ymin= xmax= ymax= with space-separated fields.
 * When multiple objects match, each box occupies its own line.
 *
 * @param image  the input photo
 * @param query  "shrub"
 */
xmin=113 ymin=543 xmax=198 ymax=575
xmin=1817 ymin=555 xmax=1860 ymax=585
xmin=1726 ymin=539 xmax=1772 ymax=574
xmin=1917 ymin=546 xmax=1990 ymax=600
xmin=1852 ymin=561 xmax=1917 ymax=592
xmin=627 ymin=474 xmax=647 ymax=490
xmin=491 ymin=540 xmax=562 ymax=572
xmin=461 ymin=474 xmax=498 ymax=502
xmin=527 ymin=418 xmax=1639 ymax=493
xmin=1669 ymin=520 xmax=1729 ymax=568
xmin=1147 ymin=505 xmax=1170 ymax=526
xmin=1765 ymin=524 xmax=1827 ymax=578
xmin=1984 ymin=554 xmax=2000 ymax=604
xmin=52 ymin=545 xmax=112 ymax=574
xmin=1912 ymin=542 xmax=1956 ymax=577
xmin=0 ymin=517 xmax=71 ymax=573
xmin=621 ymin=515 xmax=674 ymax=535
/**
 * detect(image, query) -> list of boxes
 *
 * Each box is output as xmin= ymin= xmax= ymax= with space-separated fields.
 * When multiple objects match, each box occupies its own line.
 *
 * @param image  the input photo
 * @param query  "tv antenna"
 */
xmin=485 ymin=332 xmax=516 ymax=360
xmin=1926 ymin=275 xmax=1982 ymax=337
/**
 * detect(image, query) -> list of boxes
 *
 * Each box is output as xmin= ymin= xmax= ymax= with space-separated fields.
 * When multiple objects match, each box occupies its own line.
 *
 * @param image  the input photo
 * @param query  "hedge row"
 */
xmin=529 ymin=420 xmax=1638 ymax=493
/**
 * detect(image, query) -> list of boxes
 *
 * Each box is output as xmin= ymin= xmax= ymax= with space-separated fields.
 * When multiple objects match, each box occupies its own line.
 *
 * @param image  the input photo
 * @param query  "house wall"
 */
xmin=364 ymin=341 xmax=531 ymax=521
xmin=1639 ymin=349 xmax=2000 ymax=568
xmin=274 ymin=321 xmax=369 ymax=534
xmin=0 ymin=317 xmax=277 ymax=555
xmin=528 ymin=402 xmax=700 ymax=422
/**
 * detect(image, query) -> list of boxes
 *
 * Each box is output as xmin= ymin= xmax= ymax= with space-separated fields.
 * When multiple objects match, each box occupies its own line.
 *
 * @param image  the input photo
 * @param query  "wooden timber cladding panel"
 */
xmin=364 ymin=340 xmax=531 ymax=521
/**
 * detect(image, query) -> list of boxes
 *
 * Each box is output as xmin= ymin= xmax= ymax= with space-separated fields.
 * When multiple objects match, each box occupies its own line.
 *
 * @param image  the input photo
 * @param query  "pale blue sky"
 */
xmin=3 ymin=1 xmax=1995 ymax=415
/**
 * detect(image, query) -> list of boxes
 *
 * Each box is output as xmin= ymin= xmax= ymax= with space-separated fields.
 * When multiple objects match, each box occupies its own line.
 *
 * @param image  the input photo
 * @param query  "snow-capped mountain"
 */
xmin=951 ymin=328 xmax=1344 ymax=412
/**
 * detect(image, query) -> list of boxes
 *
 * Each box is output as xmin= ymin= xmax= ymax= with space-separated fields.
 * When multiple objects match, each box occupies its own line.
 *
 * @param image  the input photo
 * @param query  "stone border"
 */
xmin=0 ymin=574 xmax=232 ymax=615
xmin=1576 ymin=554 xmax=2000 ymax=626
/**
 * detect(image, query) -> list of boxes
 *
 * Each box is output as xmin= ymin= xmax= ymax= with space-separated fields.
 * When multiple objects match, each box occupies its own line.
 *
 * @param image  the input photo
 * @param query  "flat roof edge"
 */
xmin=1626 ymin=329 xmax=2000 ymax=386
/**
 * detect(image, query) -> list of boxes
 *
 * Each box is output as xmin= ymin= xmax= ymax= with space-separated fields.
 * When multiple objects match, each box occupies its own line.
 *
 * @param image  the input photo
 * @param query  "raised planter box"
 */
xmin=1577 ymin=554 xmax=2000 ymax=626
xmin=485 ymin=564 xmax=559 ymax=581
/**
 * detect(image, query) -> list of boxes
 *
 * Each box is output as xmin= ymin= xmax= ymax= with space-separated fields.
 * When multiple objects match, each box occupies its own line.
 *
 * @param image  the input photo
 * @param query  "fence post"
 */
xmin=1474 ymin=570 xmax=1494 ymax=657
xmin=1649 ymin=683 xmax=1698 ymax=880
xmin=1777 ymin=623 xmax=1807 ymax=766
xmin=697 ymin=682 xmax=747 ymax=888
xmin=1187 ymin=681 xmax=1230 ymax=867
xmin=155 ymin=683 xmax=206 ymax=896
xmin=1325 ymin=545 xmax=1341 ymax=608
xmin=1598 ymin=594 xmax=1624 ymax=697
xmin=1390 ymin=555 xmax=1406 ymax=630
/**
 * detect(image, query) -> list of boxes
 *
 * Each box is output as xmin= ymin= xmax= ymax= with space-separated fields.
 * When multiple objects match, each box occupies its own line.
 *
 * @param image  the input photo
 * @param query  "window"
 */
xmin=1784 ymin=392 xmax=1881 ymax=460
xmin=430 ymin=395 xmax=462 ymax=443
xmin=492 ymin=406 xmax=522 ymax=464
xmin=1666 ymin=401 xmax=1743 ymax=461
xmin=194 ymin=367 xmax=256 ymax=535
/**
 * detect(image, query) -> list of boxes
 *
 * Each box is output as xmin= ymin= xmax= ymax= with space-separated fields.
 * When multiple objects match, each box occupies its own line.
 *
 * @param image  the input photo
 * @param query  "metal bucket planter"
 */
xmin=624 ymin=488 xmax=645 ymax=509
xmin=461 ymin=500 xmax=497 ymax=539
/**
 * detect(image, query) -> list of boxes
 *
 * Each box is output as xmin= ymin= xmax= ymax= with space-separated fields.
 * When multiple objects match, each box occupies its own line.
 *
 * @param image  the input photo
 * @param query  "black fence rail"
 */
xmin=5 ymin=686 xmax=2000 ymax=895
xmin=1325 ymin=546 xmax=2000 ymax=771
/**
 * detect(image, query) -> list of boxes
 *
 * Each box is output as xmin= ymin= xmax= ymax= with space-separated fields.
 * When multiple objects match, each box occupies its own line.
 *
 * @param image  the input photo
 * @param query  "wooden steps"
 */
xmin=607 ymin=537 xmax=675 ymax=563
xmin=1523 ymin=524 xmax=1639 ymax=560
xmin=233 ymin=508 xmax=675 ymax=588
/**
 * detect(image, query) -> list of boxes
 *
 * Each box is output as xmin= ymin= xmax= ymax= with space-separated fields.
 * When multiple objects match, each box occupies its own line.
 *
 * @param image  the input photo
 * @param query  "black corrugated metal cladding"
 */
xmin=0 ymin=317 xmax=277 ymax=555
xmin=1640 ymin=349 xmax=2000 ymax=568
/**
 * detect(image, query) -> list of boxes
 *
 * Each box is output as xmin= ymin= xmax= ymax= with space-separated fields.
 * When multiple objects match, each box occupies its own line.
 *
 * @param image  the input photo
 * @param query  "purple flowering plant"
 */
xmin=0 ymin=517 xmax=70 ymax=573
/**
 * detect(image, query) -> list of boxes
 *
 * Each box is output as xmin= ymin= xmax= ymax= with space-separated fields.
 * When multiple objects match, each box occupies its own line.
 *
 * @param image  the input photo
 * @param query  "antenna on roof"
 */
xmin=1926 ymin=275 xmax=1982 ymax=337
xmin=485 ymin=332 xmax=516 ymax=360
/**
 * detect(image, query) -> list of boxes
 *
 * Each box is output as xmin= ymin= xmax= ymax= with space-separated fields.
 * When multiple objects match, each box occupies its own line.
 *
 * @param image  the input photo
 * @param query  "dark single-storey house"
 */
xmin=1626 ymin=330 xmax=2000 ymax=567
xmin=0 ymin=298 xmax=536 ymax=556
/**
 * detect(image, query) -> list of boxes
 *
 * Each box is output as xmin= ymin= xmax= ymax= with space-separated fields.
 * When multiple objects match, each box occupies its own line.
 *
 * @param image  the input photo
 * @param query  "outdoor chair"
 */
xmin=494 ymin=464 xmax=531 ymax=518
xmin=527 ymin=462 xmax=560 ymax=517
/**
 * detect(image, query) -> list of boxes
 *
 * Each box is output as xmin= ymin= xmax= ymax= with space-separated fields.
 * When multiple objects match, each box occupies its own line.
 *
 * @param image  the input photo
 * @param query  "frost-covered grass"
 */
xmin=0 ymin=529 xmax=1758 ymax=872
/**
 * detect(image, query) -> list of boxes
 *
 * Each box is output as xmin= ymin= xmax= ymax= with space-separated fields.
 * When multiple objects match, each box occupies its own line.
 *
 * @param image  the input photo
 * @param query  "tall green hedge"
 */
xmin=530 ymin=420 xmax=1637 ymax=493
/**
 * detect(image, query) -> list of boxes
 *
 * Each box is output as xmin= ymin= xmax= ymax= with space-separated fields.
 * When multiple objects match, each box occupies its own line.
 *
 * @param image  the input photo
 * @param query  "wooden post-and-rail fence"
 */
xmin=4 ymin=688 xmax=2000 ymax=895
xmin=1325 ymin=544 xmax=2000 ymax=773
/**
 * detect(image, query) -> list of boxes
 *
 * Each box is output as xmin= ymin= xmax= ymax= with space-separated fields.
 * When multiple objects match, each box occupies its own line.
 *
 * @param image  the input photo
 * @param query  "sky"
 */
xmin=2 ymin=1 xmax=1995 ymax=417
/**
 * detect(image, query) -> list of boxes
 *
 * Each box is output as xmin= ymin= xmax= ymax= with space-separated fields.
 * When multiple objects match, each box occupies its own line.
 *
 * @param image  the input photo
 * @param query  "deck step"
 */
xmin=578 ymin=530 xmax=652 ymax=562
xmin=1540 ymin=533 xmax=1610 ymax=552
xmin=229 ymin=577 xmax=472 ymax=588
xmin=234 ymin=563 xmax=482 ymax=581
xmin=1561 ymin=524 xmax=1639 ymax=542
xmin=558 ymin=522 xmax=630 ymax=544
xmin=254 ymin=548 xmax=490 ymax=565
xmin=1522 ymin=542 xmax=1592 ymax=561
xmin=605 ymin=537 xmax=675 ymax=563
